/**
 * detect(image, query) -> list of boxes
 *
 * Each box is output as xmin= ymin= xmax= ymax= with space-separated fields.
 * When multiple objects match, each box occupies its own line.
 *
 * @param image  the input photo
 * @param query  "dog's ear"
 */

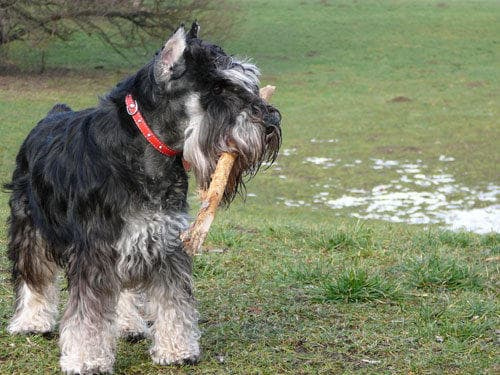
xmin=154 ymin=26 xmax=186 ymax=82
xmin=187 ymin=21 xmax=200 ymax=39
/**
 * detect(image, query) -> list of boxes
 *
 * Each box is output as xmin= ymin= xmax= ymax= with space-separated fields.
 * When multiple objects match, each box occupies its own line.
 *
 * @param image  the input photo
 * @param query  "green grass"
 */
xmin=0 ymin=0 xmax=499 ymax=373
xmin=321 ymin=268 xmax=401 ymax=303
xmin=407 ymin=252 xmax=484 ymax=291
xmin=306 ymin=222 xmax=376 ymax=253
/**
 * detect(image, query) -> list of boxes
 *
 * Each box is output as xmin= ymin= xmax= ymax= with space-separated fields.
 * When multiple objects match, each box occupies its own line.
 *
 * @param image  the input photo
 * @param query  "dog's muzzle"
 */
xmin=263 ymin=108 xmax=281 ymax=128
xmin=262 ymin=107 xmax=282 ymax=147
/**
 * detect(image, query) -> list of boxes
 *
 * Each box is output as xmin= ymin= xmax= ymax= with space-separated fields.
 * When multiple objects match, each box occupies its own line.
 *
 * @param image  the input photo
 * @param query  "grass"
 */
xmin=0 ymin=0 xmax=499 ymax=373
xmin=321 ymin=268 xmax=401 ymax=303
xmin=306 ymin=222 xmax=376 ymax=252
xmin=407 ymin=252 xmax=484 ymax=291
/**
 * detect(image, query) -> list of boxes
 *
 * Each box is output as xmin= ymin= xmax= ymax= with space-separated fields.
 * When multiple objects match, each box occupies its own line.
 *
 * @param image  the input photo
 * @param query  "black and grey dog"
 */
xmin=5 ymin=22 xmax=281 ymax=374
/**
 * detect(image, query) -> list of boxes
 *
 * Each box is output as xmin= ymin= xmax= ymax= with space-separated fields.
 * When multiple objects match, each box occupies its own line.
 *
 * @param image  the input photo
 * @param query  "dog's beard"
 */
xmin=183 ymin=94 xmax=210 ymax=182
xmin=183 ymin=97 xmax=279 ymax=204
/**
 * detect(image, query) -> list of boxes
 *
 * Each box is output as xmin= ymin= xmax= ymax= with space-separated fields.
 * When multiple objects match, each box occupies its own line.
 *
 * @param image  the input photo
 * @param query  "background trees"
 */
xmin=0 ymin=0 xmax=234 ymax=71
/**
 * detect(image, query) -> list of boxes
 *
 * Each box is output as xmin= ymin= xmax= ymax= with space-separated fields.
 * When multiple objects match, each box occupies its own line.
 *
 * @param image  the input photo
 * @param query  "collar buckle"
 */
xmin=126 ymin=99 xmax=139 ymax=116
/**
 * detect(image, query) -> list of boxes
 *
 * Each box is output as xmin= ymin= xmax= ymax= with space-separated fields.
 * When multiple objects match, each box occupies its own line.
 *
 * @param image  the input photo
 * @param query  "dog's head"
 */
xmin=151 ymin=22 xmax=281 ymax=203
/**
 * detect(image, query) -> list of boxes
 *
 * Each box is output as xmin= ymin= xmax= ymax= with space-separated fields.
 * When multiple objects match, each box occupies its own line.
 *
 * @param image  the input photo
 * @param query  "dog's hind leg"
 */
xmin=148 ymin=249 xmax=201 ymax=365
xmin=116 ymin=289 xmax=149 ymax=341
xmin=7 ymin=198 xmax=59 ymax=335
xmin=59 ymin=252 xmax=120 ymax=374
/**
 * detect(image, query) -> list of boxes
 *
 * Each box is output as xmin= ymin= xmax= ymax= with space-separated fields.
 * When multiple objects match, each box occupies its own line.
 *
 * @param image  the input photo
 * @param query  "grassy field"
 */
xmin=0 ymin=0 xmax=499 ymax=373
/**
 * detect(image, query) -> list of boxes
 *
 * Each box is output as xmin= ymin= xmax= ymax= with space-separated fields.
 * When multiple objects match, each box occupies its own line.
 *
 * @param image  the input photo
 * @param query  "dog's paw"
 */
xmin=122 ymin=330 xmax=148 ymax=343
xmin=150 ymin=347 xmax=201 ymax=366
xmin=60 ymin=356 xmax=114 ymax=375
xmin=117 ymin=320 xmax=149 ymax=343
xmin=7 ymin=315 xmax=55 ymax=335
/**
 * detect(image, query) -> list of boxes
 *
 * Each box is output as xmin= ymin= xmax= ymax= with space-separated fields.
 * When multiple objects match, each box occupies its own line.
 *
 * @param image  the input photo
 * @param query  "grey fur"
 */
xmin=116 ymin=290 xmax=148 ymax=340
xmin=6 ymin=23 xmax=281 ymax=374
xmin=222 ymin=60 xmax=261 ymax=93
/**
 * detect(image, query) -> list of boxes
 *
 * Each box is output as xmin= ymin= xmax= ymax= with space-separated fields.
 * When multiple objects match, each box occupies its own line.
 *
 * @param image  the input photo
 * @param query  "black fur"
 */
xmin=5 ymin=23 xmax=281 ymax=373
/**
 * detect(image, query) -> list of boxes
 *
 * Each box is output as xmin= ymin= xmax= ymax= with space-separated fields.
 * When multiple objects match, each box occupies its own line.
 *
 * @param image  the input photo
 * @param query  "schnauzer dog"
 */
xmin=6 ymin=22 xmax=281 ymax=374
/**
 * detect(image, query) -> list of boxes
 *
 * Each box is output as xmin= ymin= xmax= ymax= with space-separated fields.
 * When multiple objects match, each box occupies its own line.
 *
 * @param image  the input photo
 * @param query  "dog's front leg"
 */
xmin=148 ymin=250 xmax=201 ymax=365
xmin=59 ymin=255 xmax=120 ymax=375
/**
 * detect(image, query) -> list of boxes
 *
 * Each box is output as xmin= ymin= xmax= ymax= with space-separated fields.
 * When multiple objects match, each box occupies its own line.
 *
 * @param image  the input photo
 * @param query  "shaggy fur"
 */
xmin=6 ymin=22 xmax=281 ymax=374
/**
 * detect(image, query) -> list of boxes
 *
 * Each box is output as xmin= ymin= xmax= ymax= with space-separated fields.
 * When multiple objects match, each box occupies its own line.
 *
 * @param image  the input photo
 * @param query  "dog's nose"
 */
xmin=264 ymin=109 xmax=281 ymax=127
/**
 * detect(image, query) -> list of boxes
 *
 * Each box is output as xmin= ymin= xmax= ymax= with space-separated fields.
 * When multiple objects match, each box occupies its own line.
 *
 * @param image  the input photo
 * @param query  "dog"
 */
xmin=5 ymin=22 xmax=281 ymax=374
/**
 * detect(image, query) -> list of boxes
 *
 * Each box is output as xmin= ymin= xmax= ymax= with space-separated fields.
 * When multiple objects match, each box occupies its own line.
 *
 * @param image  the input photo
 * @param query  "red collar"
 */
xmin=125 ymin=94 xmax=181 ymax=157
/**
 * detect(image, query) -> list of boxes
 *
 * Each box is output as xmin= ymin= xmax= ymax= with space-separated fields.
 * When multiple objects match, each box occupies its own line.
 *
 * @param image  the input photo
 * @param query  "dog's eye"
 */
xmin=212 ymin=85 xmax=223 ymax=95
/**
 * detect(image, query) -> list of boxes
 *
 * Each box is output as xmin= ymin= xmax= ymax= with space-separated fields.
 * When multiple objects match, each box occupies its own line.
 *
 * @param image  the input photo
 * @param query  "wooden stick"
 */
xmin=181 ymin=85 xmax=276 ymax=256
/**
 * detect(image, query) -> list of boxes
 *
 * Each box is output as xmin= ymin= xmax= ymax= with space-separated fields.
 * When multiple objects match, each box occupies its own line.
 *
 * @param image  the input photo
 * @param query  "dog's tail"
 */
xmin=47 ymin=103 xmax=72 ymax=116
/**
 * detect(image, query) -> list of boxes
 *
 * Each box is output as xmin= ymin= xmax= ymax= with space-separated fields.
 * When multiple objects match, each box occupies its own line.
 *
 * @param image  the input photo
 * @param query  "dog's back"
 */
xmin=7 ymin=102 xmax=132 ymax=248
xmin=46 ymin=103 xmax=72 ymax=116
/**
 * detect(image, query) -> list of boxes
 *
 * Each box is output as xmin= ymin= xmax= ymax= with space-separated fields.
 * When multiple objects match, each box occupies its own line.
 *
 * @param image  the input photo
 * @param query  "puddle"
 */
xmin=439 ymin=155 xmax=455 ymax=162
xmin=436 ymin=206 xmax=499 ymax=234
xmin=282 ymin=148 xmax=297 ymax=156
xmin=277 ymin=197 xmax=311 ymax=208
xmin=310 ymin=138 xmax=338 ymax=143
xmin=303 ymin=157 xmax=340 ymax=168
xmin=372 ymin=158 xmax=400 ymax=169
xmin=278 ymin=157 xmax=499 ymax=234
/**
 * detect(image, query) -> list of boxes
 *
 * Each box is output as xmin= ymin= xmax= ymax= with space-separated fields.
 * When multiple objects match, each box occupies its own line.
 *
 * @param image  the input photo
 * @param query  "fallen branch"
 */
xmin=181 ymin=85 xmax=276 ymax=256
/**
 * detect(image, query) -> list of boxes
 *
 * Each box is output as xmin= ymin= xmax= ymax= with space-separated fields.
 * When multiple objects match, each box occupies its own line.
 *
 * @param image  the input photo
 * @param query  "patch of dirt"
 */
xmin=0 ymin=67 xmax=120 ymax=94
xmin=306 ymin=50 xmax=320 ymax=57
xmin=232 ymin=225 xmax=259 ymax=235
xmin=366 ymin=133 xmax=382 ymax=142
xmin=374 ymin=146 xmax=394 ymax=152
xmin=262 ymin=75 xmax=279 ymax=84
xmin=247 ymin=306 xmax=263 ymax=315
xmin=466 ymin=81 xmax=486 ymax=88
xmin=0 ymin=74 xmax=50 ymax=90
xmin=0 ymin=62 xmax=123 ymax=78
xmin=402 ymin=146 xmax=422 ymax=153
xmin=388 ymin=96 xmax=411 ymax=103
xmin=293 ymin=339 xmax=309 ymax=353
xmin=374 ymin=146 xmax=422 ymax=154
xmin=436 ymin=2 xmax=449 ymax=8
xmin=257 ymin=54 xmax=290 ymax=61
